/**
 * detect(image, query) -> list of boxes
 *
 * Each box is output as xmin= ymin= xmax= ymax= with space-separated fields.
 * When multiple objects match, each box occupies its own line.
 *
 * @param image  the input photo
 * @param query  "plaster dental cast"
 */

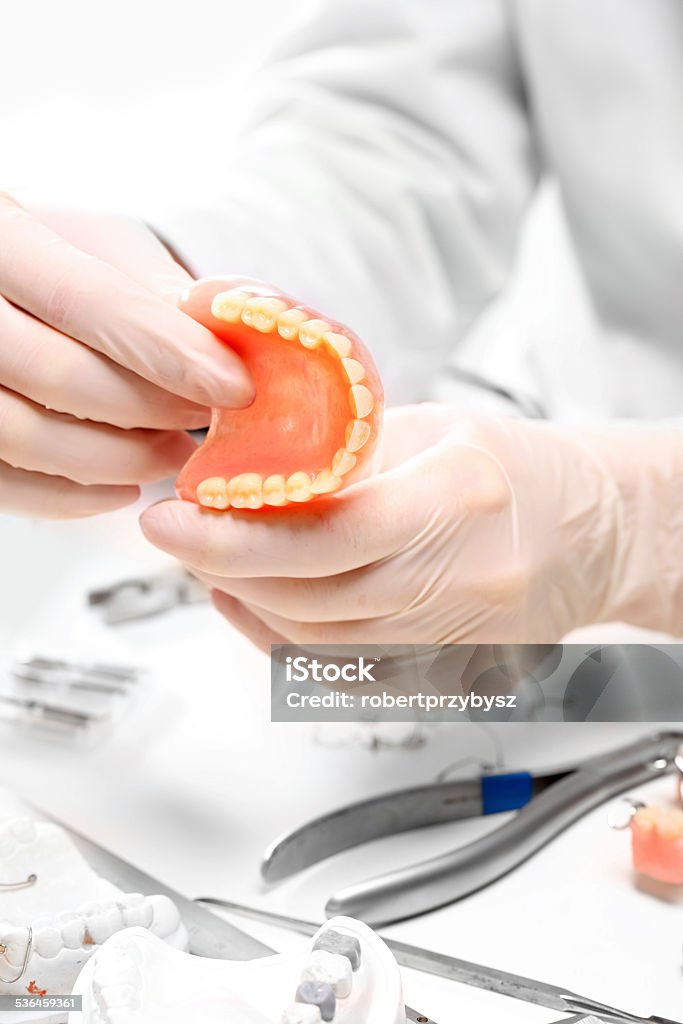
xmin=3 ymin=1 xmax=683 ymax=646
xmin=0 ymin=820 xmax=405 ymax=1024
xmin=71 ymin=917 xmax=403 ymax=1024
xmin=0 ymin=818 xmax=187 ymax=998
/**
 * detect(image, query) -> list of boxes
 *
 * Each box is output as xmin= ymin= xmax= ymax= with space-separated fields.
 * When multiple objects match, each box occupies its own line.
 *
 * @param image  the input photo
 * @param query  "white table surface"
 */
xmin=0 ymin=491 xmax=681 ymax=1023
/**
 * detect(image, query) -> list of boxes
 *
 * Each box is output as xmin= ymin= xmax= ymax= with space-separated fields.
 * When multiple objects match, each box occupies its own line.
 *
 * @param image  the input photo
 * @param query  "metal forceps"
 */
xmin=88 ymin=569 xmax=208 ymax=625
xmin=262 ymin=730 xmax=683 ymax=925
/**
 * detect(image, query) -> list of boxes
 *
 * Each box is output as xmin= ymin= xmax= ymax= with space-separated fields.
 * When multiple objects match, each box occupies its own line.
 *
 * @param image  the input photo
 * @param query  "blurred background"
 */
xmin=0 ymin=0 xmax=581 ymax=395
xmin=0 ymin=0 xmax=306 ymax=211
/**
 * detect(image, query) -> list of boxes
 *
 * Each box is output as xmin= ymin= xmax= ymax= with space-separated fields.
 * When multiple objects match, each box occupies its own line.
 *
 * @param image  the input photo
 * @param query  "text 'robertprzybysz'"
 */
xmin=285 ymin=691 xmax=517 ymax=711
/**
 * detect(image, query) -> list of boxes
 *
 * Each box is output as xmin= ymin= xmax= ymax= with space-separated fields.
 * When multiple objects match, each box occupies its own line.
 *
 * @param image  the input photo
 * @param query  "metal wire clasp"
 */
xmin=673 ymin=742 xmax=683 ymax=806
xmin=0 ymin=925 xmax=33 ymax=984
xmin=0 ymin=874 xmax=37 ymax=892
xmin=607 ymin=797 xmax=646 ymax=831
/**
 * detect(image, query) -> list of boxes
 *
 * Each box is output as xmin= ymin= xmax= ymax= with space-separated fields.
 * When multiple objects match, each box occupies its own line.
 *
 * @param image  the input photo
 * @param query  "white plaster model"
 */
xmin=71 ymin=916 xmax=405 ymax=1024
xmin=0 ymin=818 xmax=188 ymax=999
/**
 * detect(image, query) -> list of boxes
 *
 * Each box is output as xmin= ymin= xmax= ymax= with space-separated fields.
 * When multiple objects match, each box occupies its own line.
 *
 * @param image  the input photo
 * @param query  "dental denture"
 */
xmin=0 ymin=818 xmax=188 ymax=998
xmin=630 ymin=806 xmax=683 ymax=884
xmin=73 ymin=916 xmax=405 ymax=1023
xmin=176 ymin=278 xmax=383 ymax=510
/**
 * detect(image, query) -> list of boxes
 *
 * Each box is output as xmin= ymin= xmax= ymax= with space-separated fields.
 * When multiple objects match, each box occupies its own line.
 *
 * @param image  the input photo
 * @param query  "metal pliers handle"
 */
xmin=262 ymin=731 xmax=683 ymax=925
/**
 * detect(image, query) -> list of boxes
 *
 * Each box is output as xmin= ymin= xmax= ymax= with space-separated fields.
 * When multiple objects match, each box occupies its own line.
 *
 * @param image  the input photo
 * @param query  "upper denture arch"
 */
xmin=176 ymin=279 xmax=383 ymax=511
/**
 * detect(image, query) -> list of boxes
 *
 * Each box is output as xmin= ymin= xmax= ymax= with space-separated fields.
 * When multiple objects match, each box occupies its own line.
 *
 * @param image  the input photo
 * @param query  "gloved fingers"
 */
xmin=0 ymin=193 xmax=253 ymax=409
xmin=27 ymin=208 xmax=192 ymax=304
xmin=139 ymin=472 xmax=423 ymax=579
xmin=228 ymin=602 xmax=398 ymax=646
xmin=223 ymin=592 xmax=511 ymax=645
xmin=0 ymin=296 xmax=210 ymax=430
xmin=0 ymin=386 xmax=196 ymax=485
xmin=211 ymin=591 xmax=286 ymax=656
xmin=0 ymin=460 xmax=139 ymax=519
xmin=187 ymin=562 xmax=404 ymax=622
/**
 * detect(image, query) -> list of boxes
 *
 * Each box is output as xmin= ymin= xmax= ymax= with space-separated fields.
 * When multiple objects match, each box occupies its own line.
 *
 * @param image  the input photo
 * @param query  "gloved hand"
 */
xmin=139 ymin=403 xmax=683 ymax=645
xmin=0 ymin=193 xmax=253 ymax=518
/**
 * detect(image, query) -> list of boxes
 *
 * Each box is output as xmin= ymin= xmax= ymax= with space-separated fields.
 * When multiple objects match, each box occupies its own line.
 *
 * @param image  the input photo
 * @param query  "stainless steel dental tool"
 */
xmin=261 ymin=731 xmax=683 ymax=925
xmin=0 ymin=692 xmax=94 ymax=729
xmin=196 ymin=899 xmax=681 ymax=1024
xmin=88 ymin=568 xmax=208 ymax=625
xmin=12 ymin=656 xmax=140 ymax=696
xmin=0 ymin=656 xmax=146 ymax=741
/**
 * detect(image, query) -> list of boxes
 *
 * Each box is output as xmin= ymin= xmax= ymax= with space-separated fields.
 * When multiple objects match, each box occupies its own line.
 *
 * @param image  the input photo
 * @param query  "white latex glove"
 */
xmin=0 ymin=194 xmax=253 ymax=519
xmin=138 ymin=404 xmax=683 ymax=645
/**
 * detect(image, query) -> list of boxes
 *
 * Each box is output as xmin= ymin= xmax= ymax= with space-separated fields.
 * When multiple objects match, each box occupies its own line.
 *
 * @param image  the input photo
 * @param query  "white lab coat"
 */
xmin=154 ymin=0 xmax=683 ymax=422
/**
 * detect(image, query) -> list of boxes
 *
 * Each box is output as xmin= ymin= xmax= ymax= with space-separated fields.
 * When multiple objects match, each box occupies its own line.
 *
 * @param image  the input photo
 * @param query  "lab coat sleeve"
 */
xmin=150 ymin=0 xmax=540 ymax=407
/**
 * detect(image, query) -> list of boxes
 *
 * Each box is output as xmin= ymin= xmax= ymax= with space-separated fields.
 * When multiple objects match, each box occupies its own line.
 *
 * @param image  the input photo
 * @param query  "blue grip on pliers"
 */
xmin=481 ymin=772 xmax=534 ymax=815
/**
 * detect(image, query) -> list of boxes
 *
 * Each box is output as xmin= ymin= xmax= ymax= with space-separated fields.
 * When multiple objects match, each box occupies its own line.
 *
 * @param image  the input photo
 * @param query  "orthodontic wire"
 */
xmin=0 ymin=925 xmax=33 ymax=985
xmin=0 ymin=874 xmax=37 ymax=892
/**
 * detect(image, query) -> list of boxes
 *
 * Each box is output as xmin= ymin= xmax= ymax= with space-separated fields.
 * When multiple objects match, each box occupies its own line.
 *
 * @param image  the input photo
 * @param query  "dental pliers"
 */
xmin=261 ymin=730 xmax=683 ymax=926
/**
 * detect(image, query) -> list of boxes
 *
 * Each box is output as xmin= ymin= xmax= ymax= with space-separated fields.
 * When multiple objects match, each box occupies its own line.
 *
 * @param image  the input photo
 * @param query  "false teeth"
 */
xmin=341 ymin=358 xmax=366 ymax=384
xmin=295 ymin=981 xmax=336 ymax=1022
xmin=56 ymin=912 xmax=85 ymax=949
xmin=182 ymin=280 xmax=383 ymax=513
xmin=0 ymin=818 xmax=188 ymax=997
xmin=277 ymin=308 xmax=308 ymax=340
xmin=120 ymin=895 xmax=153 ymax=930
xmin=631 ymin=806 xmax=683 ymax=883
xmin=299 ymin=320 xmax=331 ymax=350
xmin=313 ymin=929 xmax=362 ymax=971
xmin=349 ymin=384 xmax=374 ymax=418
xmin=301 ymin=950 xmax=352 ymax=998
xmin=211 ymin=289 xmax=249 ymax=323
xmin=242 ymin=297 xmax=289 ymax=333
xmin=323 ymin=333 xmax=352 ymax=360
xmin=73 ymin=916 xmax=405 ymax=1024
xmin=345 ymin=420 xmax=371 ymax=453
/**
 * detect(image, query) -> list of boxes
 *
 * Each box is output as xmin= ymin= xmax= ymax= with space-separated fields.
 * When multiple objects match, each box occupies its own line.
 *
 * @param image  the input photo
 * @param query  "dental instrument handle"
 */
xmin=326 ymin=731 xmax=683 ymax=924
xmin=262 ymin=776 xmax=488 ymax=883
xmin=0 ymin=693 xmax=93 ymax=727
xmin=348 ymin=938 xmax=674 ymax=1024
xmin=562 ymin=995 xmax=674 ymax=1024
xmin=197 ymin=899 xmax=681 ymax=1024
xmin=12 ymin=665 xmax=129 ymax=695
xmin=15 ymin=656 xmax=140 ymax=680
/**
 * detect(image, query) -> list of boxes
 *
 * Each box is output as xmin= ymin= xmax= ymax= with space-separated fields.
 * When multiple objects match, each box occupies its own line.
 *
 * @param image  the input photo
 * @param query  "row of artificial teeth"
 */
xmin=282 ymin=929 xmax=362 ymax=1024
xmin=0 ymin=894 xmax=179 ymax=965
xmin=198 ymin=291 xmax=375 ymax=511
xmin=197 ymin=457 xmax=352 ymax=510
xmin=196 ymin=422 xmax=371 ymax=510
xmin=633 ymin=806 xmax=683 ymax=838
